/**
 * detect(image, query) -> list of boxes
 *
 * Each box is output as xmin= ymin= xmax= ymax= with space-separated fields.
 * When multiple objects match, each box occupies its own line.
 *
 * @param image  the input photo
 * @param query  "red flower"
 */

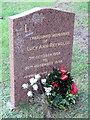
xmin=52 ymin=81 xmax=58 ymax=89
xmin=71 ymin=84 xmax=78 ymax=95
xmin=60 ymin=66 xmax=67 ymax=74
xmin=61 ymin=75 xmax=68 ymax=80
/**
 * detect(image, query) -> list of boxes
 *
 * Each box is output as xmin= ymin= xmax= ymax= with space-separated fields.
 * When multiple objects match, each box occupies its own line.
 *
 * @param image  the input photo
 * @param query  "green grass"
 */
xmin=2 ymin=2 xmax=55 ymax=18
xmin=1 ymin=2 xmax=88 ymax=118
xmin=71 ymin=2 xmax=88 ymax=11
xmin=70 ymin=2 xmax=88 ymax=27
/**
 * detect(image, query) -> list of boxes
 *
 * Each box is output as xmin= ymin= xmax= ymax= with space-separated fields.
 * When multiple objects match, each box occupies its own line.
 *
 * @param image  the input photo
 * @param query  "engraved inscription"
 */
xmin=43 ymin=58 xmax=48 ymax=62
xmin=25 ymin=31 xmax=70 ymax=72
xmin=25 ymin=59 xmax=62 ymax=71
xmin=27 ymin=41 xmax=70 ymax=51
xmin=29 ymin=51 xmax=61 ymax=60
xmin=43 ymin=39 xmax=48 ymax=43
xmin=30 ymin=32 xmax=70 ymax=40
xmin=24 ymin=71 xmax=48 ymax=79
xmin=25 ymin=24 xmax=28 ymax=33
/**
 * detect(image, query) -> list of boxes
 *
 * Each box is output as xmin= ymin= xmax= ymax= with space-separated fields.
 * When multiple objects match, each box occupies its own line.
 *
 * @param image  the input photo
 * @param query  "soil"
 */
xmin=53 ymin=1 xmax=88 ymax=55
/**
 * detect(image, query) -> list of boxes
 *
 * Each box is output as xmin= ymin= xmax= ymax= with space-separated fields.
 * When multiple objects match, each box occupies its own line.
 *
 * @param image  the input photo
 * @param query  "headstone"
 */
xmin=9 ymin=7 xmax=75 ymax=107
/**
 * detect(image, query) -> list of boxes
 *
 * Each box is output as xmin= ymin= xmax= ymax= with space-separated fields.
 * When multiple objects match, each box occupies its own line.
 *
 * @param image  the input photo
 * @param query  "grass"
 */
xmin=1 ymin=2 xmax=88 ymax=119
xmin=71 ymin=2 xmax=88 ymax=11
xmin=70 ymin=2 xmax=88 ymax=27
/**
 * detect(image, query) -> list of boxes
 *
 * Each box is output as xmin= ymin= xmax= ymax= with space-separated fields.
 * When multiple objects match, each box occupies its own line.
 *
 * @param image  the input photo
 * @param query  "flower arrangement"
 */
xmin=43 ymin=66 xmax=78 ymax=109
xmin=22 ymin=66 xmax=78 ymax=110
xmin=22 ymin=74 xmax=41 ymax=97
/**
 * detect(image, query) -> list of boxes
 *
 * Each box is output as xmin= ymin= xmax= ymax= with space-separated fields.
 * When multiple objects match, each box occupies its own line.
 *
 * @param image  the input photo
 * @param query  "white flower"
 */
xmin=46 ymin=92 xmax=51 ymax=96
xmin=34 ymin=79 xmax=38 ymax=83
xmin=32 ymin=84 xmax=38 ymax=91
xmin=35 ymin=74 xmax=41 ymax=80
xmin=41 ymin=79 xmax=46 ymax=84
xmin=44 ymin=87 xmax=52 ymax=93
xmin=27 ymin=91 xmax=33 ymax=97
xmin=48 ymin=73 xmax=50 ymax=76
xmin=22 ymin=83 xmax=28 ymax=89
xmin=29 ymin=78 xmax=36 ymax=85
xmin=29 ymin=78 xmax=35 ymax=85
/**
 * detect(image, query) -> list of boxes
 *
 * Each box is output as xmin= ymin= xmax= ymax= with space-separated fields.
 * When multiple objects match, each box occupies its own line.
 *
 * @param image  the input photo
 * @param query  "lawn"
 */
xmin=1 ymin=1 xmax=88 ymax=119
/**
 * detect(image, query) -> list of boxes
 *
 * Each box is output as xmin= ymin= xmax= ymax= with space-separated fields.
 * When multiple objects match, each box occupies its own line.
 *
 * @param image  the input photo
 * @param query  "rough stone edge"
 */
xmin=8 ymin=7 xmax=48 ymax=19
xmin=8 ymin=17 xmax=15 ymax=108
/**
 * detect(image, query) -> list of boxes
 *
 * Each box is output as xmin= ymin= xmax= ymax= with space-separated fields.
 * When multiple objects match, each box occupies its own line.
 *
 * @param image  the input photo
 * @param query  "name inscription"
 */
xmin=27 ymin=41 xmax=70 ymax=51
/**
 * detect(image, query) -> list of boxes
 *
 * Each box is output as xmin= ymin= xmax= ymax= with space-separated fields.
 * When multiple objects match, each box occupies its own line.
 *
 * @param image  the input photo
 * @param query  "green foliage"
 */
xmin=45 ymin=67 xmax=74 ymax=96
xmin=51 ymin=94 xmax=62 ymax=107
xmin=43 ymin=67 xmax=78 ymax=109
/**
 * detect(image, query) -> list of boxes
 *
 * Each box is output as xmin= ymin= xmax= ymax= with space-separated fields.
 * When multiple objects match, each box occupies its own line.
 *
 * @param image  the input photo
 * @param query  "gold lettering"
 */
xmin=27 ymin=46 xmax=38 ymax=51
xmin=55 ymin=60 xmax=62 ymax=64
xmin=49 ymin=41 xmax=70 ymax=48
xmin=29 ymin=56 xmax=35 ymax=60
xmin=29 ymin=32 xmax=70 ymax=40
xmin=25 ymin=59 xmax=62 ymax=71
xmin=43 ymin=58 xmax=48 ymax=62
xmin=28 ymin=51 xmax=61 ymax=60
xmin=25 ymin=66 xmax=30 ymax=70
xmin=25 ymin=24 xmax=28 ymax=33
xmin=43 ymin=39 xmax=48 ymax=43
xmin=50 ymin=43 xmax=54 ymax=47
xmin=24 ymin=74 xmax=35 ymax=78
xmin=39 ymin=44 xmax=49 ymax=49
xmin=24 ymin=71 xmax=47 ymax=79
xmin=27 ymin=41 xmax=70 ymax=51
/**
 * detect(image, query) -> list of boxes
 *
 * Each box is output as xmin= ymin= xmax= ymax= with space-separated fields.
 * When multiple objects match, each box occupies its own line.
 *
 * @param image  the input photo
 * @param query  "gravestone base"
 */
xmin=7 ymin=102 xmax=15 ymax=110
